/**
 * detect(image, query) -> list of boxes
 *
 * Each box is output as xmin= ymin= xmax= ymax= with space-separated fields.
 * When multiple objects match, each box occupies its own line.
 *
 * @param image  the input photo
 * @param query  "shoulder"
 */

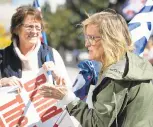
xmin=46 ymin=46 xmax=61 ymax=59
xmin=52 ymin=48 xmax=64 ymax=63
xmin=0 ymin=45 xmax=13 ymax=66
xmin=0 ymin=49 xmax=3 ymax=55
xmin=0 ymin=44 xmax=12 ymax=52
xmin=52 ymin=48 xmax=60 ymax=55
xmin=41 ymin=44 xmax=64 ymax=63
xmin=40 ymin=43 xmax=59 ymax=55
xmin=0 ymin=44 xmax=13 ymax=57
xmin=0 ymin=49 xmax=3 ymax=64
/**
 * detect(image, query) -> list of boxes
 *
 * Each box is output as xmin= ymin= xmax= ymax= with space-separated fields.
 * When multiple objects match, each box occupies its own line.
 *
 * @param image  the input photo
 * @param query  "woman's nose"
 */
xmin=85 ymin=40 xmax=90 ymax=48
xmin=31 ymin=27 xmax=37 ymax=33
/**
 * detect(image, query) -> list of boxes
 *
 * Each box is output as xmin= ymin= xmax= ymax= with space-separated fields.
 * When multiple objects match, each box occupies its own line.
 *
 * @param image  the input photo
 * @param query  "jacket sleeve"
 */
xmin=66 ymin=82 xmax=116 ymax=127
xmin=66 ymin=80 xmax=130 ymax=127
xmin=52 ymin=48 xmax=72 ymax=88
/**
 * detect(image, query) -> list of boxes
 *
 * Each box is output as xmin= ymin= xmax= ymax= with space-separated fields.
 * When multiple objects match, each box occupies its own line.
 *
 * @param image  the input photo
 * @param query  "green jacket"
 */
xmin=67 ymin=52 xmax=153 ymax=127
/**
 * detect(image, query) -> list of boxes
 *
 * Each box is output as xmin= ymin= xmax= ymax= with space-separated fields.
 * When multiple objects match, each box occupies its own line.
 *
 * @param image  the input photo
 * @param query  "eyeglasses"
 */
xmin=21 ymin=23 xmax=42 ymax=32
xmin=84 ymin=34 xmax=101 ymax=45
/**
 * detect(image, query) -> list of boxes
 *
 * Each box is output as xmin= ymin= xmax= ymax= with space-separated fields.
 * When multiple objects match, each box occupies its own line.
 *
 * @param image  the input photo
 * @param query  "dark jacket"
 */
xmin=0 ymin=43 xmax=54 ymax=78
xmin=67 ymin=52 xmax=153 ymax=127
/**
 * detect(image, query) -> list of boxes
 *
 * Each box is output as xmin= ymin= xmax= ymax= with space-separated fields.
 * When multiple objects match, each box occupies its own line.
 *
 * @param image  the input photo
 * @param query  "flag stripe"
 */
xmin=129 ymin=0 xmax=153 ymax=55
xmin=139 ymin=5 xmax=153 ymax=13
xmin=128 ymin=22 xmax=140 ymax=31
xmin=134 ymin=37 xmax=147 ymax=54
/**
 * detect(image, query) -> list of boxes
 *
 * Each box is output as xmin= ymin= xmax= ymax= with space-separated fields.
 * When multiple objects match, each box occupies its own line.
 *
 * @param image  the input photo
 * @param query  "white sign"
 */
xmin=0 ymin=69 xmax=75 ymax=127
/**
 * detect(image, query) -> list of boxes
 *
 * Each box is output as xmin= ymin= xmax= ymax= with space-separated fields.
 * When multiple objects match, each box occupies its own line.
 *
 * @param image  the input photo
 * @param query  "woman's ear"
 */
xmin=14 ymin=27 xmax=20 ymax=35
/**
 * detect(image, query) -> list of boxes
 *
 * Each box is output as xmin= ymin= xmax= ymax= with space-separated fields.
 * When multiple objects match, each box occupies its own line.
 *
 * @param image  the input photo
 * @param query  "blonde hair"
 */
xmin=82 ymin=9 xmax=133 ymax=70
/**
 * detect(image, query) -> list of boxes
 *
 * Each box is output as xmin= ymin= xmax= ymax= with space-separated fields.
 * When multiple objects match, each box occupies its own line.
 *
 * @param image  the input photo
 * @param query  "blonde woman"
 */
xmin=40 ymin=9 xmax=153 ymax=127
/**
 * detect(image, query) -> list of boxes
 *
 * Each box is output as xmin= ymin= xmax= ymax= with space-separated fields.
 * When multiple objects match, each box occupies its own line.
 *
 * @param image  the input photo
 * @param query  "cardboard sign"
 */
xmin=0 ymin=69 xmax=75 ymax=127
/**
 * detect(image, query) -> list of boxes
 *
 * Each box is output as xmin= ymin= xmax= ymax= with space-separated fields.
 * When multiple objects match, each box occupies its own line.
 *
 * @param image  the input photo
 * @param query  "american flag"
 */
xmin=72 ymin=60 xmax=100 ymax=101
xmin=33 ymin=0 xmax=41 ymax=11
xmin=33 ymin=0 xmax=47 ymax=45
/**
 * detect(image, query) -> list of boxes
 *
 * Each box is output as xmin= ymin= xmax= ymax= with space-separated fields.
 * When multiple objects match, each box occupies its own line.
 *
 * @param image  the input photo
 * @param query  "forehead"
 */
xmin=23 ymin=15 xmax=41 ymax=24
xmin=85 ymin=24 xmax=99 ymax=35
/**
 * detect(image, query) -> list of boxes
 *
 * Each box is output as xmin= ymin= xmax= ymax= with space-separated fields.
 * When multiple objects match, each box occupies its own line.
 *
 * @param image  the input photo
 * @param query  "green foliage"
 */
xmin=0 ymin=24 xmax=11 ymax=49
xmin=41 ymin=0 xmax=110 ymax=50
xmin=91 ymin=0 xmax=109 ymax=8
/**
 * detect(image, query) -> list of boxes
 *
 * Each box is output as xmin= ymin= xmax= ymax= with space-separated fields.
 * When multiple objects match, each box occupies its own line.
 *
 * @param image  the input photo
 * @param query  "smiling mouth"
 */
xmin=28 ymin=34 xmax=38 ymax=38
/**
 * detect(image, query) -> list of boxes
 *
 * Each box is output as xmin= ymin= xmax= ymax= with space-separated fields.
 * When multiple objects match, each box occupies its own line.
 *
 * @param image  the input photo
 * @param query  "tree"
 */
xmin=42 ymin=1 xmax=84 ymax=50
xmin=41 ymin=0 xmax=126 ymax=50
xmin=0 ymin=24 xmax=11 ymax=49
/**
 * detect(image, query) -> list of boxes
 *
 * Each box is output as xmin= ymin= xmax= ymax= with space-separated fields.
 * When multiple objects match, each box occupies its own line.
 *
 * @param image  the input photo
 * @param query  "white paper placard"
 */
xmin=0 ymin=68 xmax=75 ymax=127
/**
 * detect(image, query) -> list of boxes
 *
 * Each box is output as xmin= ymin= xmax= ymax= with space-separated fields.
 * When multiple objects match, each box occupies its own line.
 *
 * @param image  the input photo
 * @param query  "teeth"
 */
xmin=28 ymin=35 xmax=37 ymax=38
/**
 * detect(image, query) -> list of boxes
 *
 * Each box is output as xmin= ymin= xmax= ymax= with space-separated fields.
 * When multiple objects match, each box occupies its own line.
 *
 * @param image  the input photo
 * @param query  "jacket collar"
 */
xmin=103 ymin=51 xmax=153 ymax=81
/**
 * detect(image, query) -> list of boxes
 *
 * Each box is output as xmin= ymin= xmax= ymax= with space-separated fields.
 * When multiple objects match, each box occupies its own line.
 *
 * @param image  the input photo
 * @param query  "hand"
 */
xmin=40 ymin=79 xmax=68 ymax=100
xmin=0 ymin=76 xmax=22 ymax=87
xmin=42 ymin=61 xmax=55 ymax=72
xmin=42 ymin=61 xmax=64 ymax=85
